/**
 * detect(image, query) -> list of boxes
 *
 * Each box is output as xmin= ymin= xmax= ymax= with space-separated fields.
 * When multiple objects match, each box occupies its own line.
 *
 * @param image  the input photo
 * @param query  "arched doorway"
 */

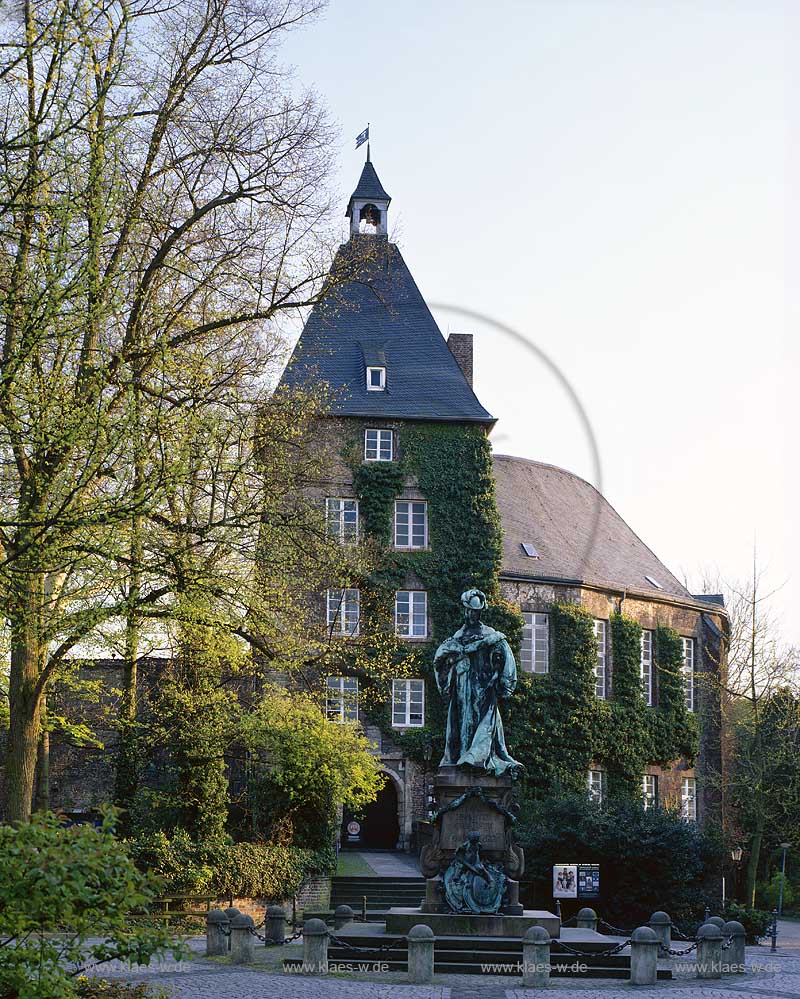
xmin=341 ymin=773 xmax=400 ymax=849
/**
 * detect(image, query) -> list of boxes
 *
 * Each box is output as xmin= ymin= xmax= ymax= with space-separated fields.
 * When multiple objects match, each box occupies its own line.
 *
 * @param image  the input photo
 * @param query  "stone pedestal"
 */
xmin=385 ymin=907 xmax=560 ymax=939
xmin=419 ymin=766 xmax=526 ymax=918
xmin=421 ymin=768 xmax=523 ymax=873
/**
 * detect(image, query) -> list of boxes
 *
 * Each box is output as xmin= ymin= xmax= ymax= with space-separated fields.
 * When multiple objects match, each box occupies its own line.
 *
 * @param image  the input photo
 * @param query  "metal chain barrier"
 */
xmin=598 ymin=918 xmax=633 ymax=936
xmin=669 ymin=922 xmax=696 ymax=941
xmin=552 ymin=938 xmax=632 ymax=958
xmin=660 ymin=942 xmax=698 ymax=957
xmin=248 ymin=925 xmax=304 ymax=946
xmin=328 ymin=933 xmax=408 ymax=954
xmin=560 ymin=914 xmax=578 ymax=927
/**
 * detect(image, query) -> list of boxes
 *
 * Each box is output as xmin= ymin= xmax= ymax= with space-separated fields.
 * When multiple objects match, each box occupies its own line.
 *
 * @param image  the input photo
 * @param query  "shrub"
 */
xmin=128 ymin=831 xmax=333 ymax=899
xmin=722 ymin=901 xmax=774 ymax=943
xmin=0 ymin=811 xmax=182 ymax=999
xmin=517 ymin=793 xmax=724 ymax=927
xmin=758 ymin=871 xmax=796 ymax=913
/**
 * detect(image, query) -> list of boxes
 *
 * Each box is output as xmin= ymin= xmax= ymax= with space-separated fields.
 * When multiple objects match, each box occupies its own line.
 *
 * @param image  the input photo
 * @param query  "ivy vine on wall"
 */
xmin=346 ymin=423 xmax=699 ymax=797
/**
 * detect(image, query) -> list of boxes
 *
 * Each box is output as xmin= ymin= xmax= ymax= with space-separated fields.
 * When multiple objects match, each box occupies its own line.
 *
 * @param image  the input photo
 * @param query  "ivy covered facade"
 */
xmin=279 ymin=154 xmax=728 ymax=850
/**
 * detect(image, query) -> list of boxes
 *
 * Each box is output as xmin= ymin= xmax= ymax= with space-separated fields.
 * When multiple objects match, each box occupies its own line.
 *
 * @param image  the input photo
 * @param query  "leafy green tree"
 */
xmin=0 ymin=0 xmax=359 ymax=821
xmin=0 ymin=811 xmax=182 ymax=999
xmin=238 ymin=686 xmax=385 ymax=849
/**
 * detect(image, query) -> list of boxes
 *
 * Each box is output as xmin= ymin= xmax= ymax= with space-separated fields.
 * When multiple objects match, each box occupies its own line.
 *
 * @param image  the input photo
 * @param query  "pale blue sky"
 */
xmin=281 ymin=1 xmax=797 ymax=643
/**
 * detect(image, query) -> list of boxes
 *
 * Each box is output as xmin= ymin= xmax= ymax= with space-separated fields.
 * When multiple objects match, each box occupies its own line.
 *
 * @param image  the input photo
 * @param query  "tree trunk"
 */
xmin=746 ymin=819 xmax=765 ymax=909
xmin=34 ymin=694 xmax=50 ymax=813
xmin=5 ymin=641 xmax=44 ymax=822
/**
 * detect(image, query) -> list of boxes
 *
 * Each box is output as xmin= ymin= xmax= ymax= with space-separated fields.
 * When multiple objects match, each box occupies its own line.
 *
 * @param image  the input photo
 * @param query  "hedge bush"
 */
xmin=517 ymin=793 xmax=724 ymax=927
xmin=128 ymin=830 xmax=333 ymax=899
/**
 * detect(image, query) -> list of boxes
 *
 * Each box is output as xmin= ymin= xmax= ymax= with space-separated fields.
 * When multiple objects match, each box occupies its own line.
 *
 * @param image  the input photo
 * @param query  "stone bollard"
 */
xmin=522 ymin=925 xmax=551 ymax=988
xmin=696 ymin=922 xmax=723 ymax=979
xmin=576 ymin=907 xmax=598 ymax=932
xmin=648 ymin=911 xmax=671 ymax=952
xmin=206 ymin=909 xmax=230 ymax=957
xmin=224 ymin=907 xmax=240 ymax=951
xmin=722 ymin=920 xmax=746 ymax=974
xmin=407 ymin=924 xmax=435 ymax=984
xmin=303 ymin=918 xmax=329 ymax=974
xmin=706 ymin=915 xmax=725 ymax=930
xmin=230 ymin=913 xmax=255 ymax=964
xmin=334 ymin=904 xmax=355 ymax=930
xmin=266 ymin=905 xmax=287 ymax=944
xmin=630 ymin=926 xmax=659 ymax=986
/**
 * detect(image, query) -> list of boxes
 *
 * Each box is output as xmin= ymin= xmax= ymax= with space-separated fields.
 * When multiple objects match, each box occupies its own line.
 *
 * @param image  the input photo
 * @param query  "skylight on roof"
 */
xmin=521 ymin=542 xmax=540 ymax=559
xmin=644 ymin=575 xmax=663 ymax=589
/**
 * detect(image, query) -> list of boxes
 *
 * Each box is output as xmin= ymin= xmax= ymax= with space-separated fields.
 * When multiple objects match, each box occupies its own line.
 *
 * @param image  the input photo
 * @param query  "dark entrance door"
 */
xmin=341 ymin=775 xmax=400 ymax=849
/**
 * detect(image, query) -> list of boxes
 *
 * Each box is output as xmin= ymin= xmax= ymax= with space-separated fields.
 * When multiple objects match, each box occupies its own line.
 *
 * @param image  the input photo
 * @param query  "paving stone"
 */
xmin=86 ymin=935 xmax=800 ymax=999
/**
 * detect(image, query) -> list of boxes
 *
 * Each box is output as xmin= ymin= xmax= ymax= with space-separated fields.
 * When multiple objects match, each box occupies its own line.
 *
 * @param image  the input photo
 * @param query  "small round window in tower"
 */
xmin=359 ymin=203 xmax=381 ymax=233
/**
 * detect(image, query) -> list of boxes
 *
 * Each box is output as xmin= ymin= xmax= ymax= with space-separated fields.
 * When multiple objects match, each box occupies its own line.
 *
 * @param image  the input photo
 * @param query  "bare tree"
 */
xmin=696 ymin=559 xmax=799 ymax=906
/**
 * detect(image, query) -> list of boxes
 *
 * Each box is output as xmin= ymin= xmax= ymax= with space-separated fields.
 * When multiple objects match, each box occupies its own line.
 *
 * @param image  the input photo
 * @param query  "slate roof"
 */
xmin=345 ymin=160 xmax=391 ymax=214
xmin=280 ymin=239 xmax=494 ymax=423
xmin=493 ymin=454 xmax=696 ymax=601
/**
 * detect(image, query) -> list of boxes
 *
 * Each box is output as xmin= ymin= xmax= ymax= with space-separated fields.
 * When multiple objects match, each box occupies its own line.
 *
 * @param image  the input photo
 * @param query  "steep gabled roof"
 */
xmin=280 ymin=240 xmax=494 ymax=424
xmin=345 ymin=161 xmax=391 ymax=214
xmin=493 ymin=454 xmax=695 ymax=601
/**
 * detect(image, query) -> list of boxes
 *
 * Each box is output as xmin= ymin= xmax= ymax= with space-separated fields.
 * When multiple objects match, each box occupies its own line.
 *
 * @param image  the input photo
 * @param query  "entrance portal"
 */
xmin=341 ymin=774 xmax=400 ymax=849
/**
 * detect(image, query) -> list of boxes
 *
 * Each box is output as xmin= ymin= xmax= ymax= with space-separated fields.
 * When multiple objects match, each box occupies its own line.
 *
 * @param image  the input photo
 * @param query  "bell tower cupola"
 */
xmin=346 ymin=146 xmax=391 ymax=237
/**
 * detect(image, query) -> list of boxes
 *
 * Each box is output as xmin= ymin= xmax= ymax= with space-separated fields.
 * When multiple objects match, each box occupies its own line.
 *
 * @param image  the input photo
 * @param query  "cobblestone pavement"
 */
xmin=88 ymin=924 xmax=800 ymax=999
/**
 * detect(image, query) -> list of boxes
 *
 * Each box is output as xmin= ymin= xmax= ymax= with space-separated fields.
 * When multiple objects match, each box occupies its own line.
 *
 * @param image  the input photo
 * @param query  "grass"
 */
xmin=335 ymin=851 xmax=377 ymax=877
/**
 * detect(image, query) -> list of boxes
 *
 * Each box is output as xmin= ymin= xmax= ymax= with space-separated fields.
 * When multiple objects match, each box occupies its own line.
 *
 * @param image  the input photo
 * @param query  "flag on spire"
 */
xmin=355 ymin=125 xmax=369 ymax=149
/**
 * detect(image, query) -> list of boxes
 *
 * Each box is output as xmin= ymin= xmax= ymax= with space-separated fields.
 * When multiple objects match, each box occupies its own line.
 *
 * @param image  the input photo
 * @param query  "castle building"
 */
xmin=280 ymin=153 xmax=728 ymax=851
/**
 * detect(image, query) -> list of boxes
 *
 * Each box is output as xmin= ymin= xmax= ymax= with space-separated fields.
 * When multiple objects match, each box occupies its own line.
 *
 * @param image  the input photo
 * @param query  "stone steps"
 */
xmin=329 ymin=875 xmax=426 ymax=911
xmin=284 ymin=929 xmax=673 ymax=978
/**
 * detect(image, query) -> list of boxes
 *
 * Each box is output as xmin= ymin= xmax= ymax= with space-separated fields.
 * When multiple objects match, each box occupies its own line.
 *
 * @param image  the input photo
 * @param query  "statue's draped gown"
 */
xmin=434 ymin=623 xmax=522 ymax=777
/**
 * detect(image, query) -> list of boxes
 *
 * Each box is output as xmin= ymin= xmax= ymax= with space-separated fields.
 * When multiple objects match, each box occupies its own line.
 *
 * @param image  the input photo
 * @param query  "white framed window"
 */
xmin=326 ymin=498 xmax=358 ymax=543
xmin=326 ymin=676 xmax=358 ymax=723
xmin=394 ymin=501 xmax=428 ymax=549
xmin=640 ymin=629 xmax=654 ymax=706
xmin=326 ymin=588 xmax=360 ymax=637
xmin=395 ymin=590 xmax=428 ymax=638
xmin=681 ymin=776 xmax=697 ymax=821
xmin=588 ymin=770 xmax=606 ymax=804
xmin=593 ymin=619 xmax=608 ymax=699
xmin=682 ymin=637 xmax=695 ymax=711
xmin=366 ymin=366 xmax=386 ymax=391
xmin=392 ymin=678 xmax=425 ymax=727
xmin=520 ymin=612 xmax=549 ymax=673
xmin=643 ymin=774 xmax=658 ymax=809
xmin=364 ymin=428 xmax=393 ymax=461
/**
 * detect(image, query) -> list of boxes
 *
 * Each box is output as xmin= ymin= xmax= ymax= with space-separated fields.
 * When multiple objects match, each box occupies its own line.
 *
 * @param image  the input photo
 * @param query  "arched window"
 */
xmin=359 ymin=203 xmax=381 ymax=232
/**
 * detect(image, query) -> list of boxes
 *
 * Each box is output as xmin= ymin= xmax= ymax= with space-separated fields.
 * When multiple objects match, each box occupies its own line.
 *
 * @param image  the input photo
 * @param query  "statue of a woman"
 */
xmin=434 ymin=588 xmax=522 ymax=777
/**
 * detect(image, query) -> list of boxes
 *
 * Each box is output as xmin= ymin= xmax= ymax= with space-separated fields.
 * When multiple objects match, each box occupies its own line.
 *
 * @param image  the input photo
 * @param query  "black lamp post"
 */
xmin=730 ymin=846 xmax=743 ymax=901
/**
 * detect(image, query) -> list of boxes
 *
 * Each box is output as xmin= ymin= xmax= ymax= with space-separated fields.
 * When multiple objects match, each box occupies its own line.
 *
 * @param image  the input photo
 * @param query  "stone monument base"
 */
xmin=385 ymin=907 xmax=560 ymax=939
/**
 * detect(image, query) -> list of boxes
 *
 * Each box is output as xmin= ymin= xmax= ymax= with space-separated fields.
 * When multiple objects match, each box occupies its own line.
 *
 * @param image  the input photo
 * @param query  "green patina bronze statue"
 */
xmin=434 ymin=588 xmax=523 ymax=777
xmin=442 ymin=831 xmax=506 ymax=914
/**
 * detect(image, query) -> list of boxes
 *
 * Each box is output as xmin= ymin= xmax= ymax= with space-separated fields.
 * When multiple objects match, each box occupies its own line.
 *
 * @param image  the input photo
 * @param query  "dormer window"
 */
xmin=367 ymin=366 xmax=386 ymax=391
